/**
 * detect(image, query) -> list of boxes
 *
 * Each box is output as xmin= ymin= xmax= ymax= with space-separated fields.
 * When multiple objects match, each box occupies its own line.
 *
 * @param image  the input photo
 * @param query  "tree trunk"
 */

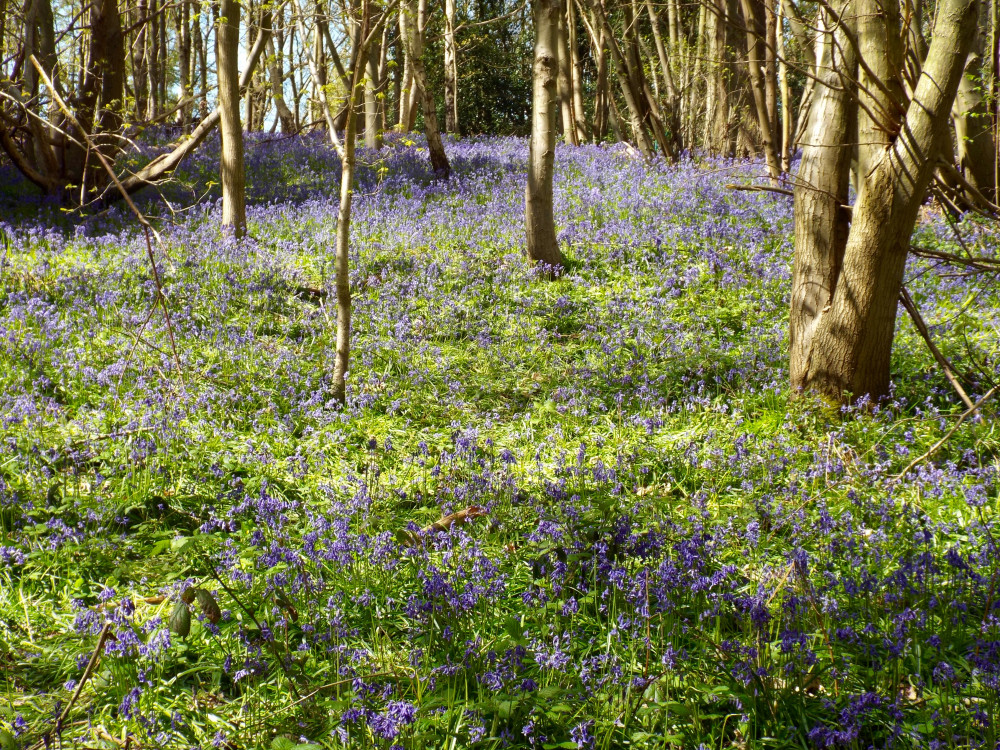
xmin=952 ymin=5 xmax=996 ymax=203
xmin=591 ymin=0 xmax=655 ymax=156
xmin=266 ymin=36 xmax=297 ymax=132
xmin=790 ymin=3 xmax=856 ymax=391
xmin=557 ymin=0 xmax=577 ymax=144
xmin=218 ymin=0 xmax=246 ymax=237
xmin=365 ymin=16 xmax=383 ymax=149
xmin=739 ymin=0 xmax=780 ymax=179
xmin=526 ymin=0 xmax=563 ymax=272
xmin=444 ymin=0 xmax=458 ymax=133
xmin=702 ymin=0 xmax=730 ymax=154
xmin=567 ymin=0 xmax=589 ymax=142
xmin=402 ymin=0 xmax=449 ymax=176
xmin=794 ymin=0 xmax=981 ymax=402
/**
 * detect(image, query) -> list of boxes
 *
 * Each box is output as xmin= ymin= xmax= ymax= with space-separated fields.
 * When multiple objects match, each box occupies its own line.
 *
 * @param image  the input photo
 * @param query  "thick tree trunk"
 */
xmin=794 ymin=0 xmax=981 ymax=402
xmin=526 ymin=0 xmax=563 ymax=272
xmin=790 ymin=4 xmax=856 ymax=391
xmin=218 ymin=0 xmax=246 ymax=237
xmin=702 ymin=0 xmax=730 ymax=154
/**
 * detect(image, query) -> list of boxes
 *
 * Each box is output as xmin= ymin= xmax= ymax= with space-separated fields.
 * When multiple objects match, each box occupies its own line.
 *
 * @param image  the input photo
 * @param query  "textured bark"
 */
xmin=526 ymin=0 xmax=563 ymax=272
xmin=798 ymin=0 xmax=981 ymax=402
xmin=402 ymin=0 xmax=449 ymax=176
xmin=952 ymin=7 xmax=996 ymax=202
xmin=217 ymin=0 xmax=246 ymax=237
xmin=855 ymin=0 xmax=905 ymax=184
xmin=790 ymin=4 xmax=856 ymax=391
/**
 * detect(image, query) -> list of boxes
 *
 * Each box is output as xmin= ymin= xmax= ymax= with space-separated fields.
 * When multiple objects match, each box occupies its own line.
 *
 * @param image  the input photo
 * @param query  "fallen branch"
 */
xmin=895 ymin=385 xmax=1000 ymax=481
xmin=899 ymin=286 xmax=974 ymax=410
xmin=54 ymin=622 xmax=112 ymax=735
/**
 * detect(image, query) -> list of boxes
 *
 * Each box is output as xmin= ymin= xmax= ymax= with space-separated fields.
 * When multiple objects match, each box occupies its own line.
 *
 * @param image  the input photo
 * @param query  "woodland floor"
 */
xmin=1 ymin=133 xmax=999 ymax=749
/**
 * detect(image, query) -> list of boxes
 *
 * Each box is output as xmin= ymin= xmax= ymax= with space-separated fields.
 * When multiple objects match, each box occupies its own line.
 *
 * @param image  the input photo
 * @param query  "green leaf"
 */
xmin=169 ymin=601 xmax=191 ymax=637
xmin=270 ymin=739 xmax=295 ymax=750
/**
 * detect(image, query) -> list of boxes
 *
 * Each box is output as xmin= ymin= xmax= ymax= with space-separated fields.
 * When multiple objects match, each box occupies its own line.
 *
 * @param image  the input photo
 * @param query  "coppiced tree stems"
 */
xmin=792 ymin=0 xmax=983 ymax=402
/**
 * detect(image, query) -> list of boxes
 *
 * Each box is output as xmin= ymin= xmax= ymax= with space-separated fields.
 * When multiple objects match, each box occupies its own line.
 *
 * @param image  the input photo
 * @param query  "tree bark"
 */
xmin=795 ymin=0 xmax=981 ymax=402
xmin=557 ymin=0 xmax=577 ymax=144
xmin=952 ymin=5 xmax=996 ymax=202
xmin=444 ymin=0 xmax=458 ymax=133
xmin=790 ymin=3 xmax=856 ymax=391
xmin=402 ymin=0 xmax=449 ymax=176
xmin=526 ymin=0 xmax=563 ymax=272
xmin=365 ymin=12 xmax=383 ymax=149
xmin=218 ymin=0 xmax=246 ymax=237
xmin=567 ymin=0 xmax=589 ymax=142
xmin=739 ymin=0 xmax=780 ymax=178
xmin=266 ymin=36 xmax=297 ymax=132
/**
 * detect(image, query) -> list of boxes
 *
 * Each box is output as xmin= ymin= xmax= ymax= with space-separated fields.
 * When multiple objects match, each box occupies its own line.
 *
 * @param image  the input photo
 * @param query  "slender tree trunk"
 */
xmin=444 ymin=0 xmax=458 ymax=133
xmin=267 ymin=36 xmax=297 ymax=132
xmin=218 ymin=0 xmax=246 ymax=237
xmin=557 ymin=0 xmax=577 ymax=144
xmin=740 ymin=0 xmax=780 ymax=178
xmin=591 ymin=0 xmax=655 ymax=156
xmin=402 ymin=0 xmax=449 ymax=175
xmin=365 ymin=11 xmax=383 ymax=149
xmin=567 ymin=0 xmax=589 ymax=142
xmin=178 ymin=0 xmax=192 ymax=126
xmin=777 ymin=0 xmax=791 ymax=172
xmin=134 ymin=0 xmax=149 ymax=119
xmin=526 ymin=0 xmax=563 ymax=272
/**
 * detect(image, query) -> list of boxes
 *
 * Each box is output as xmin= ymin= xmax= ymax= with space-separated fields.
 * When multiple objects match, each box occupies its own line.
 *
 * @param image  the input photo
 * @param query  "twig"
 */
xmin=895 ymin=385 xmax=1000 ymax=481
xmin=726 ymin=183 xmax=794 ymax=197
xmin=899 ymin=286 xmax=975 ymax=410
xmin=29 ymin=56 xmax=183 ymax=376
xmin=55 ymin=622 xmax=112 ymax=735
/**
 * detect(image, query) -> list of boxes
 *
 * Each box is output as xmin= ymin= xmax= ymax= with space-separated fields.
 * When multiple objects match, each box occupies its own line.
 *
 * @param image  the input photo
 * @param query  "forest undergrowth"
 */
xmin=1 ymin=133 xmax=999 ymax=749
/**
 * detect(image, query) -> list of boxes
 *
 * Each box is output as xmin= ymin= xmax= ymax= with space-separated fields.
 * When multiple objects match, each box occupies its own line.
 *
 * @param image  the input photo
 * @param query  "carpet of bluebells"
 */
xmin=1 ymin=132 xmax=1000 ymax=750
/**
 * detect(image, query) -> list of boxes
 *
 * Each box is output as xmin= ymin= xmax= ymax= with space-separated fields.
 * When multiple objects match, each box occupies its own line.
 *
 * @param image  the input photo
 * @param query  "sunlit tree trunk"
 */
xmin=267 ymin=36 xmax=297 ymax=132
xmin=793 ymin=0 xmax=981 ymax=402
xmin=557 ymin=0 xmax=577 ymax=144
xmin=444 ymin=0 xmax=458 ymax=133
xmin=526 ymin=0 xmax=563 ymax=272
xmin=402 ymin=0 xmax=449 ymax=175
xmin=218 ymin=0 xmax=246 ymax=237
xmin=952 ymin=3 xmax=996 ymax=203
